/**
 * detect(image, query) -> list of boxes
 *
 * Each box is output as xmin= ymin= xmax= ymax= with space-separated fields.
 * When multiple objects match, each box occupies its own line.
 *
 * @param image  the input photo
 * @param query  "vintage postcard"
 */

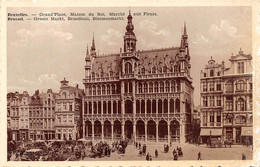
xmin=0 ymin=0 xmax=259 ymax=166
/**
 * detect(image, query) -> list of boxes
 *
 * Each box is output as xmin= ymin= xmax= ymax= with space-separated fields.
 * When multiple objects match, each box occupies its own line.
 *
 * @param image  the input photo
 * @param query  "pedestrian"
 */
xmin=198 ymin=152 xmax=202 ymax=160
xmin=242 ymin=154 xmax=246 ymax=160
xmin=136 ymin=142 xmax=138 ymax=148
xmin=172 ymin=149 xmax=176 ymax=156
xmin=155 ymin=149 xmax=158 ymax=158
xmin=173 ymin=152 xmax=178 ymax=161
xmin=146 ymin=153 xmax=150 ymax=161
xmin=149 ymin=155 xmax=152 ymax=161
xmin=139 ymin=142 xmax=141 ymax=149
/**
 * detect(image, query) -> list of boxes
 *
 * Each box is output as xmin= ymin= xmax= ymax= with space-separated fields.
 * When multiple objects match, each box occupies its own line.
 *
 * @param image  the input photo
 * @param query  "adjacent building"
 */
xmin=82 ymin=11 xmax=194 ymax=143
xmin=55 ymin=78 xmax=84 ymax=140
xmin=200 ymin=49 xmax=252 ymax=144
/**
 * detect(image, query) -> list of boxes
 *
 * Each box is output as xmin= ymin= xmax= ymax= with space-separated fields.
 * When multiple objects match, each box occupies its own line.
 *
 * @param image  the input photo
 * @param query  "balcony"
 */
xmin=83 ymin=76 xmax=120 ymax=83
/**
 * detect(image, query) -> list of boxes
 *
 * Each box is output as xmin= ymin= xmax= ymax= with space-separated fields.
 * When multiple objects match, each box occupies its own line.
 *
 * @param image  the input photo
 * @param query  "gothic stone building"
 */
xmin=82 ymin=11 xmax=194 ymax=143
xmin=200 ymin=49 xmax=252 ymax=144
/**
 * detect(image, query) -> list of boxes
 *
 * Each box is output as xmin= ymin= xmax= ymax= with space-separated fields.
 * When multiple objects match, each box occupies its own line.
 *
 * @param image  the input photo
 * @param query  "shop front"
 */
xmin=200 ymin=128 xmax=223 ymax=143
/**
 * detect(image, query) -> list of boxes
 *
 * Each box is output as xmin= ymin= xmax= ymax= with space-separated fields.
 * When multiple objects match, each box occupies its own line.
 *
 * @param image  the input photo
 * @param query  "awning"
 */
xmin=200 ymin=128 xmax=222 ymax=136
xmin=241 ymin=127 xmax=253 ymax=136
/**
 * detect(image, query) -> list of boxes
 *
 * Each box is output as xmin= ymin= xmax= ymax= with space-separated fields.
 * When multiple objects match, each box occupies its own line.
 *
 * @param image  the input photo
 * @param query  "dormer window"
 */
xmin=210 ymin=70 xmax=214 ymax=77
xmin=141 ymin=68 xmax=145 ymax=75
xmin=238 ymin=62 xmax=244 ymax=73
xmin=152 ymin=67 xmax=156 ymax=74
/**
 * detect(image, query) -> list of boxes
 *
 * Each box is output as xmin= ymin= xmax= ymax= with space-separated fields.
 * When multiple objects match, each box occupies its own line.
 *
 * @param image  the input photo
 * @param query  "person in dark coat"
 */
xmin=146 ymin=153 xmax=150 ymax=161
xmin=198 ymin=152 xmax=202 ymax=160
xmin=155 ymin=149 xmax=158 ymax=158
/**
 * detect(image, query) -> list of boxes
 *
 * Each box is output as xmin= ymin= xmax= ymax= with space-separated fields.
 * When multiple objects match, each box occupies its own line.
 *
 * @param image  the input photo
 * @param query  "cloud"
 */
xmin=10 ymin=27 xmax=73 ymax=47
xmin=101 ymin=28 xmax=122 ymax=46
xmin=209 ymin=20 xmax=237 ymax=38
xmin=38 ymin=74 xmax=58 ymax=83
xmin=53 ymin=31 xmax=73 ymax=40
xmin=139 ymin=20 xmax=169 ymax=37
xmin=192 ymin=20 xmax=237 ymax=45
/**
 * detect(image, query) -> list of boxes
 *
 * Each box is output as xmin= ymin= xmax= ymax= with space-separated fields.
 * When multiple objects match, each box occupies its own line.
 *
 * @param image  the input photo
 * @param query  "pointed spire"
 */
xmin=86 ymin=44 xmax=89 ymax=55
xmin=184 ymin=21 xmax=187 ymax=35
xmin=91 ymin=32 xmax=95 ymax=51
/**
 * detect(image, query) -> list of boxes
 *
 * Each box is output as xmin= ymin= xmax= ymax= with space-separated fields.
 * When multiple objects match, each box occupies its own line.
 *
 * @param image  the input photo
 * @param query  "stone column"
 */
xmin=133 ymin=121 xmax=136 ymax=142
xmin=83 ymin=121 xmax=85 ymax=138
xmin=106 ymin=101 xmax=108 ymax=114
xmin=122 ymin=100 xmax=125 ymax=115
xmin=101 ymin=121 xmax=104 ymax=142
xmin=92 ymin=122 xmax=94 ymax=142
xmin=207 ymin=111 xmax=210 ymax=126
xmin=167 ymin=123 xmax=170 ymax=144
xmin=214 ymin=111 xmax=217 ymax=127
xmin=180 ymin=123 xmax=185 ymax=143
xmin=111 ymin=101 xmax=113 ymax=115
xmin=122 ymin=122 xmax=125 ymax=140
xmin=145 ymin=99 xmax=147 ymax=115
xmin=111 ymin=123 xmax=114 ymax=142
xmin=156 ymin=99 xmax=158 ymax=115
xmin=145 ymin=122 xmax=147 ymax=143
xmin=91 ymin=102 xmax=94 ymax=115
xmin=156 ymin=122 xmax=159 ymax=143
xmin=116 ymin=101 xmax=118 ymax=114
xmin=101 ymin=101 xmax=103 ymax=115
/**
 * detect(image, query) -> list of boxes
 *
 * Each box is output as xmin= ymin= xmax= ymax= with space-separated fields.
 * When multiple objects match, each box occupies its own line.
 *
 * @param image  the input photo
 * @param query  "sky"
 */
xmin=7 ymin=7 xmax=252 ymax=106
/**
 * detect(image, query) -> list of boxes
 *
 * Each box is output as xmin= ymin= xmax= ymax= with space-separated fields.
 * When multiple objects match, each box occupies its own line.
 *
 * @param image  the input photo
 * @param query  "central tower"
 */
xmin=124 ymin=10 xmax=137 ymax=52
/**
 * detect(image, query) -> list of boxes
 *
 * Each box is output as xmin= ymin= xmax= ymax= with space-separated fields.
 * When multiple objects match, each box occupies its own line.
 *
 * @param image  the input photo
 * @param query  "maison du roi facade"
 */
xmin=200 ymin=50 xmax=252 ymax=144
xmin=82 ymin=11 xmax=194 ymax=144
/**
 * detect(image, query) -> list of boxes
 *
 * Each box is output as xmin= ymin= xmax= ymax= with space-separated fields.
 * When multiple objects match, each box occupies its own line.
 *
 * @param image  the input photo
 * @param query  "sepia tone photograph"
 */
xmin=5 ymin=6 xmax=253 ymax=162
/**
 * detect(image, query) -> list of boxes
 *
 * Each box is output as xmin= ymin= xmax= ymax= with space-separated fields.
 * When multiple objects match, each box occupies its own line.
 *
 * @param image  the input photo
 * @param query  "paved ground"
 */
xmin=83 ymin=142 xmax=253 ymax=161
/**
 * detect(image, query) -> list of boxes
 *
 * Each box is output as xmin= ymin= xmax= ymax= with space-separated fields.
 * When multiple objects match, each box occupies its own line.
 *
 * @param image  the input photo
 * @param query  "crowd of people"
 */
xmin=8 ymin=139 xmax=129 ymax=161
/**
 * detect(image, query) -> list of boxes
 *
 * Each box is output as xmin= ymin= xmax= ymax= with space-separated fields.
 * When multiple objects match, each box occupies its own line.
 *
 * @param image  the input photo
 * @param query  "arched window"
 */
xmin=171 ymin=80 xmax=175 ymax=92
xmin=112 ymin=84 xmax=115 ymax=94
xmin=236 ymin=97 xmax=245 ymax=111
xmin=166 ymin=81 xmax=170 ymax=92
xmin=160 ymin=82 xmax=164 ymax=92
xmin=107 ymin=85 xmax=110 ymax=94
xmin=144 ymin=83 xmax=148 ymax=93
xmin=141 ymin=68 xmax=145 ymax=75
xmin=149 ymin=82 xmax=153 ymax=93
xmin=210 ymin=70 xmax=214 ymax=77
xmin=236 ymin=80 xmax=245 ymax=91
xmin=152 ymin=67 xmax=156 ymax=74
xmin=97 ymin=85 xmax=101 ymax=95
xmin=163 ymin=66 xmax=167 ymax=73
xmin=109 ymin=71 xmax=113 ymax=77
xmin=89 ymin=87 xmax=92 ymax=95
xmin=93 ymin=86 xmax=96 ymax=95
xmin=102 ymin=85 xmax=106 ymax=95
xmin=154 ymin=82 xmax=158 ymax=93
xmin=138 ymin=83 xmax=143 ymax=93
xmin=125 ymin=62 xmax=132 ymax=74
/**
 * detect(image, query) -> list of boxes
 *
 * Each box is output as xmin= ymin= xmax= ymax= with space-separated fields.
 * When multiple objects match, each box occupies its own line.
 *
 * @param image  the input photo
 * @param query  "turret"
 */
xmin=85 ymin=44 xmax=91 ymax=78
xmin=124 ymin=10 xmax=137 ymax=52
xmin=90 ymin=33 xmax=96 ymax=56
